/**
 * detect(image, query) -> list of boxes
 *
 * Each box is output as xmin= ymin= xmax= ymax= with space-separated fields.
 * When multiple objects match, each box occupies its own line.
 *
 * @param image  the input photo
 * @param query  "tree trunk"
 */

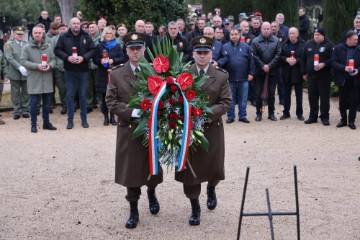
xmin=57 ymin=0 xmax=75 ymax=25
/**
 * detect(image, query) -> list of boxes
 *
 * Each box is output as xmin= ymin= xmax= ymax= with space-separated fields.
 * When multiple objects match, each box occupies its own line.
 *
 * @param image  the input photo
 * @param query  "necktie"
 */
xmin=135 ymin=67 xmax=140 ymax=79
xmin=199 ymin=69 xmax=205 ymax=75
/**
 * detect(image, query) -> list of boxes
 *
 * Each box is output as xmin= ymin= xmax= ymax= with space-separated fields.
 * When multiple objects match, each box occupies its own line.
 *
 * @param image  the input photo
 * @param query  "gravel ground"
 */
xmin=0 ymin=92 xmax=359 ymax=240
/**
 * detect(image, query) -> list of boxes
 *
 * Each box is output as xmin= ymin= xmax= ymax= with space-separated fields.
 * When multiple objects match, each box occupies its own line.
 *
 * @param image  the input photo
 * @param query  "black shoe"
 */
xmin=349 ymin=122 xmax=356 ymax=130
xmin=297 ymin=115 xmax=304 ymax=121
xmin=43 ymin=122 xmax=57 ymax=130
xmin=322 ymin=120 xmax=330 ymax=126
xmin=189 ymin=198 xmax=201 ymax=226
xmin=304 ymin=118 xmax=317 ymax=124
xmin=103 ymin=114 xmax=109 ymax=126
xmin=226 ymin=119 xmax=234 ymax=124
xmin=268 ymin=114 xmax=277 ymax=121
xmin=336 ymin=120 xmax=347 ymax=128
xmin=280 ymin=114 xmax=290 ymax=120
xmin=239 ymin=118 xmax=250 ymax=123
xmin=31 ymin=125 xmax=37 ymax=133
xmin=61 ymin=106 xmax=67 ymax=115
xmin=147 ymin=189 xmax=160 ymax=215
xmin=125 ymin=201 xmax=139 ymax=229
xmin=13 ymin=114 xmax=20 ymax=120
xmin=67 ymin=121 xmax=74 ymax=129
xmin=279 ymin=99 xmax=284 ymax=105
xmin=251 ymin=101 xmax=256 ymax=107
xmin=207 ymin=185 xmax=217 ymax=210
xmin=255 ymin=114 xmax=262 ymax=122
xmin=22 ymin=113 xmax=29 ymax=118
xmin=87 ymin=107 xmax=93 ymax=113
xmin=110 ymin=113 xmax=117 ymax=125
xmin=82 ymin=121 xmax=89 ymax=128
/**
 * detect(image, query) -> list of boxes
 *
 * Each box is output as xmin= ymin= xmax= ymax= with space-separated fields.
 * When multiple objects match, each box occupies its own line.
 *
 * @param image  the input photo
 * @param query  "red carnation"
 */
xmin=186 ymin=90 xmax=196 ymax=100
xmin=176 ymin=73 xmax=193 ymax=90
xmin=153 ymin=55 xmax=170 ymax=74
xmin=170 ymin=85 xmax=177 ymax=93
xmin=158 ymin=101 xmax=164 ymax=110
xmin=140 ymin=99 xmax=151 ymax=111
xmin=169 ymin=112 xmax=179 ymax=120
xmin=148 ymin=76 xmax=164 ymax=95
xmin=169 ymin=121 xmax=176 ymax=129
xmin=166 ymin=77 xmax=174 ymax=84
xmin=192 ymin=108 xmax=202 ymax=118
xmin=168 ymin=98 xmax=175 ymax=105
xmin=189 ymin=120 xmax=194 ymax=130
xmin=178 ymin=96 xmax=184 ymax=104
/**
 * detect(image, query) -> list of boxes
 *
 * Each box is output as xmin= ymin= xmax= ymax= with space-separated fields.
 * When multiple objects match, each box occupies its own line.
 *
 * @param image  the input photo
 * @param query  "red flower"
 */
xmin=166 ymin=77 xmax=174 ymax=84
xmin=192 ymin=108 xmax=202 ymax=118
xmin=170 ymin=85 xmax=177 ymax=93
xmin=169 ymin=112 xmax=178 ymax=120
xmin=168 ymin=98 xmax=175 ymax=105
xmin=176 ymin=73 xmax=193 ymax=90
xmin=140 ymin=99 xmax=151 ymax=111
xmin=178 ymin=96 xmax=184 ymax=104
xmin=153 ymin=55 xmax=170 ymax=74
xmin=169 ymin=121 xmax=176 ymax=129
xmin=158 ymin=101 xmax=164 ymax=110
xmin=148 ymin=76 xmax=164 ymax=95
xmin=186 ymin=90 xmax=196 ymax=100
xmin=179 ymin=116 xmax=184 ymax=122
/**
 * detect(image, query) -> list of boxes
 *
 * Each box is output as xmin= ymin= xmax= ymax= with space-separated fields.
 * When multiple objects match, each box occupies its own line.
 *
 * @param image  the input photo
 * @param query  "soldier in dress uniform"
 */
xmin=105 ymin=32 xmax=163 ymax=229
xmin=175 ymin=36 xmax=232 ymax=225
xmin=4 ymin=26 xmax=29 ymax=119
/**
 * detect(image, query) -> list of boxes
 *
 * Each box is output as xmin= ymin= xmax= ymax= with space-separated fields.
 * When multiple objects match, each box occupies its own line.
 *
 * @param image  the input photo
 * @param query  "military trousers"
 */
xmin=126 ymin=182 xmax=159 ymax=203
xmin=10 ymin=79 xmax=29 ymax=115
xmin=183 ymin=179 xmax=220 ymax=199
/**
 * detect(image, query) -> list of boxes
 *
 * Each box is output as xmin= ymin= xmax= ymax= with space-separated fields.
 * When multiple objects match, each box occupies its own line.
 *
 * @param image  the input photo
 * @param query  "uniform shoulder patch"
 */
xmin=215 ymin=66 xmax=227 ymax=73
xmin=4 ymin=42 xmax=13 ymax=52
xmin=112 ymin=64 xmax=124 ymax=70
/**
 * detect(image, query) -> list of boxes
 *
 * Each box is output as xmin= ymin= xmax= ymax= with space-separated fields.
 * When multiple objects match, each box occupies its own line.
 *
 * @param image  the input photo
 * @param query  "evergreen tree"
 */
xmin=79 ymin=0 xmax=187 ymax=31
xmin=323 ymin=0 xmax=359 ymax=43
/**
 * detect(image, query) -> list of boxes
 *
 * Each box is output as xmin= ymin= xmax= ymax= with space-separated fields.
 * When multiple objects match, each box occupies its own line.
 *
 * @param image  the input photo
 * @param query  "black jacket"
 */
xmin=280 ymin=38 xmax=305 ymax=83
xmin=55 ymin=29 xmax=96 ymax=72
xmin=251 ymin=34 xmax=281 ymax=76
xmin=93 ymin=42 xmax=125 ymax=93
xmin=299 ymin=15 xmax=310 ymax=41
xmin=162 ymin=33 xmax=192 ymax=62
xmin=34 ymin=16 xmax=52 ymax=33
xmin=331 ymin=43 xmax=360 ymax=87
xmin=190 ymin=28 xmax=204 ymax=39
xmin=300 ymin=37 xmax=334 ymax=79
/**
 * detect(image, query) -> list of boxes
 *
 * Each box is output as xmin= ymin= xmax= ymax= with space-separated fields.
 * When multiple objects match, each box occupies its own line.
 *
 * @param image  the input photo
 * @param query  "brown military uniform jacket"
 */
xmin=175 ymin=64 xmax=232 ymax=185
xmin=105 ymin=62 xmax=163 ymax=187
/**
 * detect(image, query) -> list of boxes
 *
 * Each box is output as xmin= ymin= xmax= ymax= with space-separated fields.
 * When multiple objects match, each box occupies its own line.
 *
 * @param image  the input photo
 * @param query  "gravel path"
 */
xmin=1 ymin=92 xmax=359 ymax=240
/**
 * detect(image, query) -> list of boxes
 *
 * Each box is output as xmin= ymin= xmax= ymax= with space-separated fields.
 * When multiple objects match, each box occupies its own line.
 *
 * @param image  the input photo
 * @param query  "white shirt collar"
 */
xmin=196 ymin=64 xmax=210 ymax=75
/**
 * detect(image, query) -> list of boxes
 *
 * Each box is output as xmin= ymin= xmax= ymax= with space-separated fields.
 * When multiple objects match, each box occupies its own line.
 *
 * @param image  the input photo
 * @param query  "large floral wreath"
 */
xmin=127 ymin=40 xmax=213 ymax=176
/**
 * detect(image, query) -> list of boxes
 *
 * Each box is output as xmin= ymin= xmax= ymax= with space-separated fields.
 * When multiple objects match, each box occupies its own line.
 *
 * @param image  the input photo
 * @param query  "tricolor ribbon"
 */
xmin=148 ymin=81 xmax=191 ymax=175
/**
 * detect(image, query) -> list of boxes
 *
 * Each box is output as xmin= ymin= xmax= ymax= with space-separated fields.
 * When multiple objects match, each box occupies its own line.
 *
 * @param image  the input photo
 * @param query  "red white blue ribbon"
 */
xmin=148 ymin=81 xmax=191 ymax=175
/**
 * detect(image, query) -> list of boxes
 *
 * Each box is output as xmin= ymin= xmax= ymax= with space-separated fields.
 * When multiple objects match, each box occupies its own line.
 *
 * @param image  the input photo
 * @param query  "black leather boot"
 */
xmin=110 ymin=112 xmax=117 ymax=125
xmin=103 ymin=113 xmax=109 ymax=126
xmin=207 ymin=185 xmax=217 ymax=210
xmin=147 ymin=189 xmax=160 ymax=214
xmin=125 ymin=201 xmax=139 ymax=229
xmin=189 ymin=198 xmax=201 ymax=226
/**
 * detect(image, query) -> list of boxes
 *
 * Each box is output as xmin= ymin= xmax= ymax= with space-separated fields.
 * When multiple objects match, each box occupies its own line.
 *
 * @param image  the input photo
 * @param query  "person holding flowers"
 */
xmin=175 ymin=36 xmax=232 ymax=225
xmin=105 ymin=32 xmax=162 ymax=229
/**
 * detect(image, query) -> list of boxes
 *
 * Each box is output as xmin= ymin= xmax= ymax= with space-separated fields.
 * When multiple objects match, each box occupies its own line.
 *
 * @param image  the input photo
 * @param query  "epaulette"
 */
xmin=215 ymin=66 xmax=227 ymax=73
xmin=112 ymin=64 xmax=124 ymax=70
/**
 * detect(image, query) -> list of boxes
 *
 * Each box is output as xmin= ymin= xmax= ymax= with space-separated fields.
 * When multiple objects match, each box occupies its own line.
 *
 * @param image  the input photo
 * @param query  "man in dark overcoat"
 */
xmin=105 ymin=32 xmax=163 ymax=229
xmin=175 ymin=36 xmax=232 ymax=225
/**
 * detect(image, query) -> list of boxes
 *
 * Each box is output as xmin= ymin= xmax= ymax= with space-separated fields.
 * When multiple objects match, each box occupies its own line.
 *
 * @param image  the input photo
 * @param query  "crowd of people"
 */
xmin=0 ymin=6 xmax=359 ymax=228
